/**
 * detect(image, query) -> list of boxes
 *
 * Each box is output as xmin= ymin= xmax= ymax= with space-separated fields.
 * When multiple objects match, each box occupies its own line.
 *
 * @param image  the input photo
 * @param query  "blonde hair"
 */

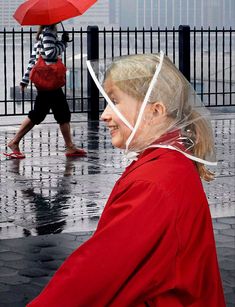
xmin=105 ymin=54 xmax=215 ymax=181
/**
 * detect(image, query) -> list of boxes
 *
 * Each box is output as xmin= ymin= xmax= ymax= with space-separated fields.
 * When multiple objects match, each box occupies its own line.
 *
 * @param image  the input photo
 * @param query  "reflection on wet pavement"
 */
xmin=0 ymin=121 xmax=124 ymax=238
xmin=0 ymin=116 xmax=234 ymax=239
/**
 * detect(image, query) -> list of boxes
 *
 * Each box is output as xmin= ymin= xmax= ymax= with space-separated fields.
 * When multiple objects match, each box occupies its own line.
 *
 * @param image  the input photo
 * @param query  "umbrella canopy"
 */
xmin=13 ymin=0 xmax=97 ymax=25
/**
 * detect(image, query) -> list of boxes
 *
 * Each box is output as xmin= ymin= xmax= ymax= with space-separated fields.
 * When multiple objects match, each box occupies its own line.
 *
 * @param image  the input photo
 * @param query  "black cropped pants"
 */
xmin=28 ymin=88 xmax=71 ymax=125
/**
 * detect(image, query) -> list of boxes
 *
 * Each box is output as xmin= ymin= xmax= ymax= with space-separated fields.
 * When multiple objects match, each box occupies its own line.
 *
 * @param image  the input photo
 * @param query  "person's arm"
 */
xmin=20 ymin=41 xmax=39 ymax=88
xmin=42 ymin=27 xmax=67 ymax=60
xmin=27 ymin=180 xmax=178 ymax=307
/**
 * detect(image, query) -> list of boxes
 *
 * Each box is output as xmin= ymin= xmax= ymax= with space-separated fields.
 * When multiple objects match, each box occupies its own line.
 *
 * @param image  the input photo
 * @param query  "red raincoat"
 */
xmin=27 ymin=148 xmax=225 ymax=307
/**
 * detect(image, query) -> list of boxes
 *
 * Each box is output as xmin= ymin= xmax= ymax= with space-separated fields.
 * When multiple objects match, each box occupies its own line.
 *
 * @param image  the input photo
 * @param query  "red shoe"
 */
xmin=65 ymin=149 xmax=87 ymax=157
xmin=3 ymin=151 xmax=25 ymax=159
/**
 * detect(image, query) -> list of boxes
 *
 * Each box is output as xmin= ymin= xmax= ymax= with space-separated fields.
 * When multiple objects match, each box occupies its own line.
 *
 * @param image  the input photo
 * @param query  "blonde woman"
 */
xmin=27 ymin=53 xmax=225 ymax=307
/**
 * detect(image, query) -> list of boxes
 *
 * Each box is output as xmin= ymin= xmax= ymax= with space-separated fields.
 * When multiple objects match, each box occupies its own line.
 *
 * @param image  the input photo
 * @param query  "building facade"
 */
xmin=64 ymin=0 xmax=110 ymax=29
xmin=0 ymin=0 xmax=111 ymax=29
xmin=0 ymin=0 xmax=22 ymax=28
xmin=116 ymin=0 xmax=235 ymax=29
xmin=1 ymin=0 xmax=234 ymax=29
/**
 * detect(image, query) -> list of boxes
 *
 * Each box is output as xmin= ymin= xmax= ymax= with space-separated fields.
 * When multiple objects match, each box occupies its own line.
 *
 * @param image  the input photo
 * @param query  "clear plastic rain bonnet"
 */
xmin=87 ymin=52 xmax=217 ymax=166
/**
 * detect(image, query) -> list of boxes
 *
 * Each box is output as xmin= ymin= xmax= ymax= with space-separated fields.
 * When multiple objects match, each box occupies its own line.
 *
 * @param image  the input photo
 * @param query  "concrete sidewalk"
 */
xmin=0 ymin=218 xmax=234 ymax=307
xmin=0 ymin=113 xmax=234 ymax=306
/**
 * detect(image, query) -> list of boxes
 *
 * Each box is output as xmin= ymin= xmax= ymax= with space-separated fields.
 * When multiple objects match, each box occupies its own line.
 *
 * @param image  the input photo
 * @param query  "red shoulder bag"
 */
xmin=30 ymin=55 xmax=67 ymax=91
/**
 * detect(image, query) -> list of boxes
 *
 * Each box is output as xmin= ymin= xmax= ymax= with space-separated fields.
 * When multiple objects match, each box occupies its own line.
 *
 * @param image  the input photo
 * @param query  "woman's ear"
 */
xmin=151 ymin=102 xmax=167 ymax=116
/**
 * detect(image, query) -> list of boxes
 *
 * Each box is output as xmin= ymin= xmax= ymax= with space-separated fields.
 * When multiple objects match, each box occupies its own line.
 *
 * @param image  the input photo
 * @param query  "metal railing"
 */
xmin=0 ymin=26 xmax=234 ymax=117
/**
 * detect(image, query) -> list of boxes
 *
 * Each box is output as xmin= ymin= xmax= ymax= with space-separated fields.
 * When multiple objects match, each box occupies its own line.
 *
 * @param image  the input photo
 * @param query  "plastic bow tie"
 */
xmin=124 ymin=151 xmax=139 ymax=162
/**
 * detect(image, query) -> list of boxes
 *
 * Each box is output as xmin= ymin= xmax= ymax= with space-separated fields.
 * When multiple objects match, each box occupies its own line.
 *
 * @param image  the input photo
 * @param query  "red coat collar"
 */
xmin=120 ymin=147 xmax=170 ymax=180
xmin=120 ymin=130 xmax=188 ymax=180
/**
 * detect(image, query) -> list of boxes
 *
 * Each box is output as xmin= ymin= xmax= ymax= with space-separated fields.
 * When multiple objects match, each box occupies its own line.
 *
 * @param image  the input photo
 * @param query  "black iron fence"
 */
xmin=0 ymin=26 xmax=234 ymax=118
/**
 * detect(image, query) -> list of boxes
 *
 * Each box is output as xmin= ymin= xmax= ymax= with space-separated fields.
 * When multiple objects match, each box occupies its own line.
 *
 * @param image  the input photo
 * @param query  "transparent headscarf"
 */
xmin=87 ymin=52 xmax=217 ymax=167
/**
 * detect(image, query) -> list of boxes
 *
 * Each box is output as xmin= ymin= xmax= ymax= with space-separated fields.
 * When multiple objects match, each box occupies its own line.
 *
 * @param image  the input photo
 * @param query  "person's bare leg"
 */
xmin=8 ymin=117 xmax=34 ymax=152
xmin=59 ymin=122 xmax=73 ymax=148
xmin=59 ymin=122 xmax=86 ymax=155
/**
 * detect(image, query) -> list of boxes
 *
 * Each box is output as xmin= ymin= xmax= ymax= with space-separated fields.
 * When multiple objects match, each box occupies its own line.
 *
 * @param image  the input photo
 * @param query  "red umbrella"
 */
xmin=13 ymin=0 xmax=97 ymax=26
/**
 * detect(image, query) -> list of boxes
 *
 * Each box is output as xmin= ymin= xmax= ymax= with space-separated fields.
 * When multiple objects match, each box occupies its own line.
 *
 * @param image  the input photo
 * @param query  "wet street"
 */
xmin=0 ymin=117 xmax=125 ymax=238
xmin=0 ymin=112 xmax=234 ymax=306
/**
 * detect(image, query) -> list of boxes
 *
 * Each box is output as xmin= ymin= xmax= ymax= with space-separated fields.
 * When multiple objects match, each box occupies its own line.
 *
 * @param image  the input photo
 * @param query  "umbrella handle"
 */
xmin=60 ymin=22 xmax=73 ymax=42
xmin=60 ymin=22 xmax=66 ymax=31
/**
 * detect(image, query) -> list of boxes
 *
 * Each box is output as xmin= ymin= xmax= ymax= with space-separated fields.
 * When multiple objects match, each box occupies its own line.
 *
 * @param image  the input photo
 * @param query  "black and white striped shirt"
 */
xmin=21 ymin=26 xmax=67 ymax=85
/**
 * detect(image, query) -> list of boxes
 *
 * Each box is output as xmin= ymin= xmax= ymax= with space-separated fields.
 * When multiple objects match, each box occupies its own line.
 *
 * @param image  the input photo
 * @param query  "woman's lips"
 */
xmin=108 ymin=126 xmax=118 ymax=136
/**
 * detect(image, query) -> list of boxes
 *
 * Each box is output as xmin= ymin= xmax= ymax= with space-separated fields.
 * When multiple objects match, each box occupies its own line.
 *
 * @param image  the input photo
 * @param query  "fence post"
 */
xmin=178 ymin=25 xmax=191 ymax=82
xmin=87 ymin=26 xmax=99 ymax=120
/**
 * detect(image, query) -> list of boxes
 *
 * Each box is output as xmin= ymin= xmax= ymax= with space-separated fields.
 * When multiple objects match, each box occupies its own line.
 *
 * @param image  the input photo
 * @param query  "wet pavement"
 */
xmin=0 ymin=115 xmax=124 ymax=238
xmin=0 ymin=112 xmax=234 ymax=306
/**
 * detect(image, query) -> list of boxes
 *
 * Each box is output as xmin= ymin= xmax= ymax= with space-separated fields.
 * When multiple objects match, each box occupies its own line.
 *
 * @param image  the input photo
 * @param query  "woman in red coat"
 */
xmin=28 ymin=53 xmax=226 ymax=306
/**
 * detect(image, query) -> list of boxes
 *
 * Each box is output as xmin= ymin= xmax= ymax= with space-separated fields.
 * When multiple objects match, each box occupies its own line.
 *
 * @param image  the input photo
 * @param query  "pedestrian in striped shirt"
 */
xmin=4 ymin=24 xmax=86 ymax=159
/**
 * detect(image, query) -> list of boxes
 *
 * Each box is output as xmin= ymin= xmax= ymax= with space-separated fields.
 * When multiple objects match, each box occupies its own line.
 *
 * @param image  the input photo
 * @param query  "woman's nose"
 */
xmin=100 ymin=105 xmax=112 ymax=121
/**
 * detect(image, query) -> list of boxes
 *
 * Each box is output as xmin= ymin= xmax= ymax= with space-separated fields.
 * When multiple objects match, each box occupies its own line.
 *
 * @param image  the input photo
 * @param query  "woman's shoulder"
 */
xmin=121 ymin=148 xmax=202 ymax=191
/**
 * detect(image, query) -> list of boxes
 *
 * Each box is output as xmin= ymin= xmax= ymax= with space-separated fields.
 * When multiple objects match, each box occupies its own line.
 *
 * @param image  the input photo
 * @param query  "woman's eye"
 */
xmin=112 ymin=99 xmax=118 ymax=105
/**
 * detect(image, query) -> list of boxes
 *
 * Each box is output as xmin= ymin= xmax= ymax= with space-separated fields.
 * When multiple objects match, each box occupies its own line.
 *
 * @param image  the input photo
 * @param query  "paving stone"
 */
xmin=220 ymin=228 xmax=235 ymax=236
xmin=223 ymin=276 xmax=235 ymax=287
xmin=215 ymin=234 xmax=235 ymax=243
xmin=56 ymin=240 xmax=82 ymax=250
xmin=9 ymin=284 xmax=42 ymax=304
xmin=220 ymin=271 xmax=235 ymax=285
xmin=27 ymin=247 xmax=41 ymax=254
xmin=219 ymin=217 xmax=235 ymax=225
xmin=0 ymin=303 xmax=25 ymax=307
xmin=40 ymin=246 xmax=73 ymax=259
xmin=0 ymin=245 xmax=10 ymax=252
xmin=0 ymin=266 xmax=17 ymax=277
xmin=55 ymin=233 xmax=77 ymax=241
xmin=0 ymin=291 xmax=24 ymax=304
xmin=0 ymin=251 xmax=23 ymax=261
xmin=1 ymin=238 xmax=33 ymax=249
xmin=40 ymin=260 xmax=64 ymax=271
xmin=3 ymin=259 xmax=38 ymax=270
xmin=31 ymin=276 xmax=51 ymax=287
xmin=217 ymin=250 xmax=235 ymax=261
xmin=219 ymin=260 xmax=235 ymax=271
xmin=0 ymin=275 xmax=31 ymax=285
xmin=19 ymin=268 xmax=49 ymax=278
xmin=0 ymin=283 xmax=10 ymax=292
xmin=75 ymin=234 xmax=93 ymax=242
xmin=73 ymin=231 xmax=94 ymax=237
xmin=24 ymin=253 xmax=55 ymax=262
xmin=226 ymin=292 xmax=235 ymax=304
xmin=212 ymin=221 xmax=231 ymax=230
xmin=33 ymin=242 xmax=57 ymax=248
xmin=222 ymin=280 xmax=235 ymax=290
xmin=216 ymin=241 xmax=235 ymax=248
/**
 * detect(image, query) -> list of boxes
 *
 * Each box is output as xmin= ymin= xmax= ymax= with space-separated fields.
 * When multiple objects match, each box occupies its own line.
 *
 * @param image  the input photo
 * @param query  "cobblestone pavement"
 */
xmin=0 ymin=113 xmax=234 ymax=306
